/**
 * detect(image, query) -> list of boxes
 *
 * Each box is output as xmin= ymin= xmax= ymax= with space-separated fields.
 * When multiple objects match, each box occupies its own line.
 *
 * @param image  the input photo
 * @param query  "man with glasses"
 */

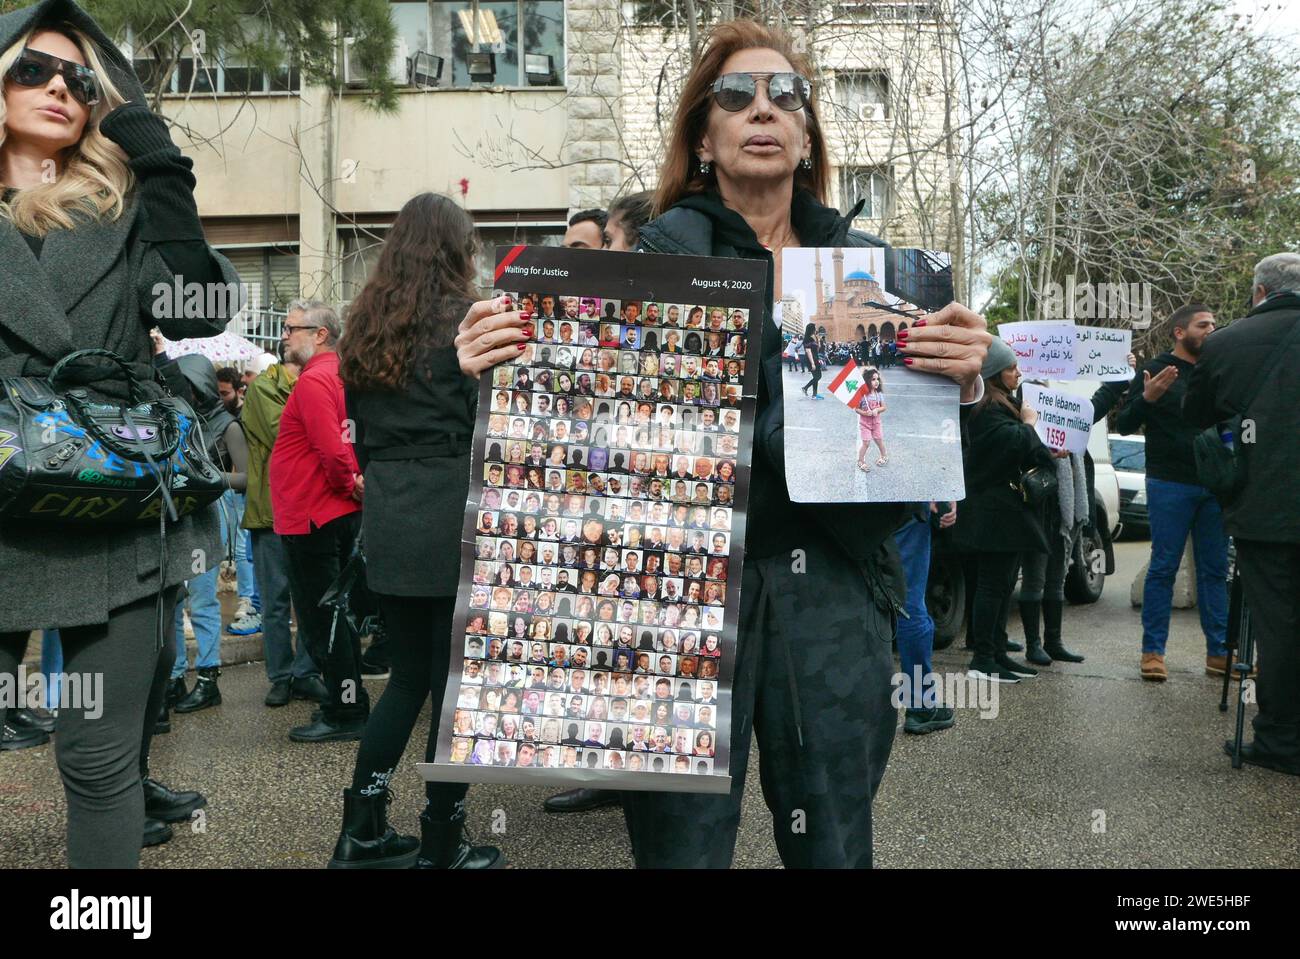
xmin=270 ymin=302 xmax=370 ymax=743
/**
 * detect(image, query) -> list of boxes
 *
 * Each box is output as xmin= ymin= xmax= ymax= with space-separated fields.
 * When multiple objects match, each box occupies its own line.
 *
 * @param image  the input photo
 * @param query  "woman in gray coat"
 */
xmin=0 ymin=0 xmax=239 ymax=867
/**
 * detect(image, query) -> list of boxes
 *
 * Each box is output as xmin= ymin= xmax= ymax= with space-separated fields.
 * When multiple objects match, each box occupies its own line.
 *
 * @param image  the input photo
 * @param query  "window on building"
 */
xmin=126 ymin=23 xmax=300 ymax=96
xmin=834 ymin=71 xmax=889 ymax=121
xmin=839 ymin=165 xmax=894 ymax=220
xmin=833 ymin=2 xmax=940 ymax=20
xmin=429 ymin=1 xmax=565 ymax=88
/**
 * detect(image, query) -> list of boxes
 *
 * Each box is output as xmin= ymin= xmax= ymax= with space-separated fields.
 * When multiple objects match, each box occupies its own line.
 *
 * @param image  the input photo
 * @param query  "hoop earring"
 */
xmin=801 ymin=157 xmax=813 ymax=170
xmin=699 ymin=160 xmax=711 ymax=175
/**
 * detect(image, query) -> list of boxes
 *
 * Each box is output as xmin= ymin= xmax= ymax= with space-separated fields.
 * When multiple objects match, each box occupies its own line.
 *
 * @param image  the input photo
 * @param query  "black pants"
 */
xmin=621 ymin=547 xmax=897 ymax=868
xmin=803 ymin=369 xmax=821 ymax=395
xmin=969 ymin=551 xmax=1022 ymax=663
xmin=349 ymin=594 xmax=467 ymax=817
xmin=0 ymin=588 xmax=177 ymax=868
xmin=1235 ymin=540 xmax=1300 ymax=762
xmin=282 ymin=512 xmax=369 ymax=723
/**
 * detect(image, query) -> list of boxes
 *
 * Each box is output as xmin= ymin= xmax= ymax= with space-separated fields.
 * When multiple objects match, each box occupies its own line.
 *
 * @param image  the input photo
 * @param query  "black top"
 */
xmin=802 ymin=334 xmax=821 ymax=372
xmin=346 ymin=342 xmax=478 ymax=597
xmin=1115 ymin=351 xmax=1200 ymax=485
xmin=1183 ymin=292 xmax=1300 ymax=543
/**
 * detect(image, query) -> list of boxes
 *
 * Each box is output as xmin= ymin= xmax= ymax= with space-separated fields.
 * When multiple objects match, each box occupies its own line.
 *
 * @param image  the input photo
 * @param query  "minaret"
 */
xmin=812 ymin=251 xmax=824 ymax=329
xmin=832 ymin=248 xmax=847 ymax=338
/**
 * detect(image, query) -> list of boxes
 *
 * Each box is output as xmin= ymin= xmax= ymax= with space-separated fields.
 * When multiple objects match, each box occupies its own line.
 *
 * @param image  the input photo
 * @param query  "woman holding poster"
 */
xmin=456 ymin=20 xmax=990 ymax=868
xmin=950 ymin=339 xmax=1058 ymax=685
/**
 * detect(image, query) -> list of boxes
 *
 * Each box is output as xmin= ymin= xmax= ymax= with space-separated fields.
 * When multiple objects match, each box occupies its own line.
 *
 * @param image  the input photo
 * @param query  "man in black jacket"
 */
xmin=1184 ymin=253 xmax=1300 ymax=776
xmin=1116 ymin=304 xmax=1228 ymax=682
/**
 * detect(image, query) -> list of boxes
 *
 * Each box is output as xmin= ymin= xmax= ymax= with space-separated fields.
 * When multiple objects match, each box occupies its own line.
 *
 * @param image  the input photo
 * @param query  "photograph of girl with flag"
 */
xmin=855 ymin=368 xmax=888 ymax=471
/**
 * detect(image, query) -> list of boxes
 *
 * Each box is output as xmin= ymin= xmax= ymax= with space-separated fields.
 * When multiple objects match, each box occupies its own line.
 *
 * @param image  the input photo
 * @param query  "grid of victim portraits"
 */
xmin=457 ymin=293 xmax=749 ymax=776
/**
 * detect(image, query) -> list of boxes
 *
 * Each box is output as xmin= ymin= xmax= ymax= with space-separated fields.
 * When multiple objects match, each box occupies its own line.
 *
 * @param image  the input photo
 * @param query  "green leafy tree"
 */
xmin=1 ymin=0 xmax=400 ymax=111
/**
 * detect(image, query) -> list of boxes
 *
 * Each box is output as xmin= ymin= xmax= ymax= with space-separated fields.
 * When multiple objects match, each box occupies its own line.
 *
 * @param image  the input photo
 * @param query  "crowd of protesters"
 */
xmin=2 ymin=4 xmax=1297 ymax=874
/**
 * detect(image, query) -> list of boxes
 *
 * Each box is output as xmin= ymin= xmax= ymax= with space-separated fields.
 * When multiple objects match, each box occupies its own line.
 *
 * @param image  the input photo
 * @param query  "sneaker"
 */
xmin=1140 ymin=652 xmax=1168 ymax=682
xmin=967 ymin=661 xmax=1021 ymax=684
xmin=227 ymin=612 xmax=262 ymax=636
xmin=995 ymin=654 xmax=1037 ymax=678
xmin=234 ymin=596 xmax=254 ymax=620
xmin=904 ymin=707 xmax=956 ymax=734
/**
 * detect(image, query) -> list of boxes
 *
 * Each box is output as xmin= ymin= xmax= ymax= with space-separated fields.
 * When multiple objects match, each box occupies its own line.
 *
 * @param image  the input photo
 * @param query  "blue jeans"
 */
xmin=893 ymin=515 xmax=935 ymax=709
xmin=41 ymin=629 xmax=63 ymax=709
xmin=1142 ymin=478 xmax=1228 ymax=656
xmin=222 ymin=490 xmax=257 ymax=607
xmin=251 ymin=529 xmax=317 ymax=683
xmin=173 ymin=564 xmax=222 ymax=677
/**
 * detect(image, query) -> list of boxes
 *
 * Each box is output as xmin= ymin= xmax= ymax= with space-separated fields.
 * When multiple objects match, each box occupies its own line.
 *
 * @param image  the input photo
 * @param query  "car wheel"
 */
xmin=927 ymin=552 xmax=965 ymax=649
xmin=1065 ymin=526 xmax=1106 ymax=605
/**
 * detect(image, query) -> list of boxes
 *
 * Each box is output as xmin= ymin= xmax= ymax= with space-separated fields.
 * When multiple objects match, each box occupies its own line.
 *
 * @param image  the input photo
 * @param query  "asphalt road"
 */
xmin=782 ymin=363 xmax=965 ymax=503
xmin=2 ymin=540 xmax=1296 ymax=869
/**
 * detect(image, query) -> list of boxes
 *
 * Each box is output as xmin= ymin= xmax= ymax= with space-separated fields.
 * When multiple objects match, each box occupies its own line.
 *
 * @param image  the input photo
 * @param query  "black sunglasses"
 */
xmin=7 ymin=47 xmax=100 ymax=107
xmin=711 ymin=72 xmax=811 ymax=112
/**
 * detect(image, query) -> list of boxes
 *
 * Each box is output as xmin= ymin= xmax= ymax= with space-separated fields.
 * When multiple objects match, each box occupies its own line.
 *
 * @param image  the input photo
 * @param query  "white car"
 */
xmin=1108 ymin=433 xmax=1148 ymax=535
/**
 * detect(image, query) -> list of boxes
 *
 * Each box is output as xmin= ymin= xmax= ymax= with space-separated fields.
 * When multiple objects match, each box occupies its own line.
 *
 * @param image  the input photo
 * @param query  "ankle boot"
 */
xmin=1020 ymin=599 xmax=1052 ymax=665
xmin=174 ymin=667 xmax=221 ymax=713
xmin=1043 ymin=599 xmax=1085 ymax=662
xmin=416 ymin=807 xmax=505 ymax=869
xmin=165 ymin=676 xmax=188 ymax=708
xmin=154 ymin=699 xmax=171 ymax=735
xmin=327 ymin=787 xmax=420 ymax=869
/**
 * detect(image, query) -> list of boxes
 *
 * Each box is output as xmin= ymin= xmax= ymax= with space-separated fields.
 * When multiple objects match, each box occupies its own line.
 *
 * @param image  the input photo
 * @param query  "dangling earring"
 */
xmin=801 ymin=157 xmax=813 ymax=170
xmin=699 ymin=159 xmax=711 ymax=175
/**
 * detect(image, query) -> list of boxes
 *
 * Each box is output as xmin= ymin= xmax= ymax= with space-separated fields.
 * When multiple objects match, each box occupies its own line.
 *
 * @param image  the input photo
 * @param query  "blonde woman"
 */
xmin=1 ymin=2 xmax=239 ymax=869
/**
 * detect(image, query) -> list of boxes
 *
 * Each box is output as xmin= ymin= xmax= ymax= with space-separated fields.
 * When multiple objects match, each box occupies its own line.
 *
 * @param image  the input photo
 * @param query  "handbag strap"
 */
xmin=48 ymin=349 xmax=147 ymax=406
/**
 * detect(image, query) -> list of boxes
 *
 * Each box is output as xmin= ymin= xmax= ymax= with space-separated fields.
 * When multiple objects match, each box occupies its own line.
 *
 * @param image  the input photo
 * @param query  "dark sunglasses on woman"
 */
xmin=711 ymin=72 xmax=811 ymax=112
xmin=7 ymin=47 xmax=101 ymax=107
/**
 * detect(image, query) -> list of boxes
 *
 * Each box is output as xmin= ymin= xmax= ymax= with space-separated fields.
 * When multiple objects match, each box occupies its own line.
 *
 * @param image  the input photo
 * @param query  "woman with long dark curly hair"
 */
xmin=333 ymin=192 xmax=502 ymax=869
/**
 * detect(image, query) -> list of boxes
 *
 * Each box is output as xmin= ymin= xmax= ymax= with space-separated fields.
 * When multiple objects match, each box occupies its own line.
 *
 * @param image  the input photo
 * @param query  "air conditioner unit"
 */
xmin=857 ymin=102 xmax=886 ymax=122
xmin=343 ymin=35 xmax=411 ymax=88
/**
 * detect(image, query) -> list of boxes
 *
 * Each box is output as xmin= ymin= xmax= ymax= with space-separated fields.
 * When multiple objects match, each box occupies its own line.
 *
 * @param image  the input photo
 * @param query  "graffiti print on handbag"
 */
xmin=0 ymin=349 xmax=226 ymax=524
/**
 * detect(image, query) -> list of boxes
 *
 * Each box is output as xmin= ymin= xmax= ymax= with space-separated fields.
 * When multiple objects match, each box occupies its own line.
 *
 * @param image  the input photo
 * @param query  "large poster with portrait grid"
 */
xmin=419 ymin=246 xmax=767 ymax=794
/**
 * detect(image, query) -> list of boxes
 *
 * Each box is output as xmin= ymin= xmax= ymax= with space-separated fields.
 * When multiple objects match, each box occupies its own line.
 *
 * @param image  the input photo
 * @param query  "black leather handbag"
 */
xmin=1014 ymin=465 xmax=1059 ymax=506
xmin=0 ymin=348 xmax=226 ymax=525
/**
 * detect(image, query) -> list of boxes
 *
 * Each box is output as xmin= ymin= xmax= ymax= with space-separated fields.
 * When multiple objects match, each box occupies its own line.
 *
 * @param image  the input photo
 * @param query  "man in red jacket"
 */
xmin=270 ymin=302 xmax=369 ymax=743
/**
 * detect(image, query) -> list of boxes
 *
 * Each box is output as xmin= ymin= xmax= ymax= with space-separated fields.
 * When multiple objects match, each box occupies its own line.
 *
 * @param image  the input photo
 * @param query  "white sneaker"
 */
xmin=227 ymin=612 xmax=262 ymax=636
xmin=235 ymin=596 xmax=254 ymax=619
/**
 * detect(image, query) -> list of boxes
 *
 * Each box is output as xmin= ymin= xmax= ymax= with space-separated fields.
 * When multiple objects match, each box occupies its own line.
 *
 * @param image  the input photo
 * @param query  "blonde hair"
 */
xmin=0 ymin=24 xmax=133 ymax=235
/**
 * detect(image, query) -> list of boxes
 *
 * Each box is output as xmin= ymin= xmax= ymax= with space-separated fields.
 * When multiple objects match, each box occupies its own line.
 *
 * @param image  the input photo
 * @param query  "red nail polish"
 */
xmin=913 ymin=318 xmax=927 ymax=327
xmin=517 ymin=343 xmax=527 ymax=351
xmin=522 ymin=327 xmax=533 ymax=337
xmin=896 ymin=331 xmax=909 ymax=341
xmin=904 ymin=357 xmax=914 ymax=365
xmin=520 ymin=312 xmax=532 ymax=321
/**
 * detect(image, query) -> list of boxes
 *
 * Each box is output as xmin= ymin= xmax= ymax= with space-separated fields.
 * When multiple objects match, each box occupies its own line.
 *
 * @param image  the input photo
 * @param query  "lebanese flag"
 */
xmin=828 ymin=360 xmax=872 ymax=408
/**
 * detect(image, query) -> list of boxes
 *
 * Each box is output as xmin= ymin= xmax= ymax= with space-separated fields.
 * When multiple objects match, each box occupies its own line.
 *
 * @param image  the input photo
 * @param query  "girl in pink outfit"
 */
xmin=855 ymin=368 xmax=889 ymax=471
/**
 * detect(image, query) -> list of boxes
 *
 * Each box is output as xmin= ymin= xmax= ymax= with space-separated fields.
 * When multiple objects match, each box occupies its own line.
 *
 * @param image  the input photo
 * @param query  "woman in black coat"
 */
xmin=336 ymin=193 xmax=502 ymax=870
xmin=950 ymin=338 xmax=1058 ymax=683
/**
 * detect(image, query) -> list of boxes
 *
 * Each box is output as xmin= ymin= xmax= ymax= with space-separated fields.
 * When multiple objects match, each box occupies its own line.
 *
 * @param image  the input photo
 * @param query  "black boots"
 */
xmin=416 ymin=807 xmax=505 ymax=869
xmin=328 ymin=788 xmax=420 ymax=869
xmin=143 ymin=777 xmax=207 ymax=823
xmin=174 ymin=667 xmax=221 ymax=713
xmin=1020 ymin=599 xmax=1052 ymax=666
xmin=1043 ymin=599 xmax=1085 ymax=662
xmin=164 ymin=676 xmax=188 ymax=708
